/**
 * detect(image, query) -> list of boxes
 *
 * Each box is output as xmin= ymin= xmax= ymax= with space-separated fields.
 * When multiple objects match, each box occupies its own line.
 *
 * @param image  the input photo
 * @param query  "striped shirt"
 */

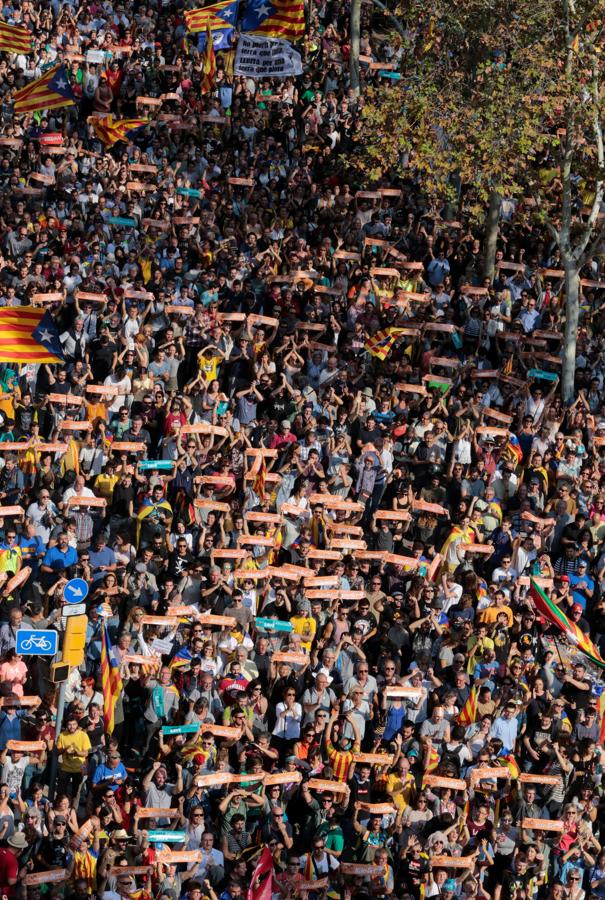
xmin=326 ymin=740 xmax=359 ymax=782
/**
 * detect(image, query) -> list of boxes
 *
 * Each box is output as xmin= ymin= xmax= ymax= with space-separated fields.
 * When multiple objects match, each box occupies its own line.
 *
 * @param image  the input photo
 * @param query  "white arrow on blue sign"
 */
xmin=63 ymin=578 xmax=89 ymax=605
xmin=16 ymin=629 xmax=58 ymax=656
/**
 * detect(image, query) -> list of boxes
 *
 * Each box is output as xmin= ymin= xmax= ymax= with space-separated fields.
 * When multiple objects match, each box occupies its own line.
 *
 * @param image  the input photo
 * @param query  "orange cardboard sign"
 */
xmin=25 ymin=871 xmax=67 ymax=886
xmin=156 ymin=851 xmax=202 ymax=864
xmin=340 ymin=863 xmax=386 ymax=876
xmin=197 ymin=614 xmax=237 ymax=628
xmin=108 ymin=867 xmax=153 ymax=876
xmin=205 ymin=725 xmax=243 ymax=740
xmin=423 ymin=775 xmax=466 ymax=791
xmin=110 ymin=442 xmax=147 ymax=453
xmin=263 ymin=771 xmax=303 ymax=786
xmin=430 ymin=857 xmax=474 ymax=869
xmin=521 ymin=818 xmax=564 ymax=832
xmin=123 ymin=655 xmax=161 ymax=667
xmin=0 ymin=505 xmax=25 ymax=518
xmin=518 ymin=773 xmax=560 ymax=786
xmin=358 ymin=802 xmax=397 ymax=815
xmin=6 ymin=740 xmax=45 ymax=752
xmin=140 ymin=615 xmax=178 ymax=627
xmin=58 ymin=420 xmax=92 ymax=431
xmin=85 ymin=384 xmax=120 ymax=396
xmin=48 ymin=393 xmax=83 ymax=406
xmin=471 ymin=766 xmax=511 ymax=782
xmin=194 ymin=501 xmax=231 ymax=512
xmin=353 ymin=753 xmax=394 ymax=766
xmin=272 ymin=652 xmax=309 ymax=666
xmin=244 ymin=511 xmax=282 ymax=525
xmin=66 ymin=496 xmax=106 ymax=507
xmin=306 ymin=778 xmax=348 ymax=794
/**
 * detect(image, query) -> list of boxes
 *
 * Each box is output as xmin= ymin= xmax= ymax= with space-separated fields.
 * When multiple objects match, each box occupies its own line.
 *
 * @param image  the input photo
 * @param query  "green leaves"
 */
xmin=351 ymin=0 xmax=605 ymax=229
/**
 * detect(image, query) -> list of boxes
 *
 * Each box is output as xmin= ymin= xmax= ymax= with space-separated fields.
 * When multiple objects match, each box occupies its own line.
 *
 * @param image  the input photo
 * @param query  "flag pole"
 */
xmin=552 ymin=634 xmax=566 ymax=668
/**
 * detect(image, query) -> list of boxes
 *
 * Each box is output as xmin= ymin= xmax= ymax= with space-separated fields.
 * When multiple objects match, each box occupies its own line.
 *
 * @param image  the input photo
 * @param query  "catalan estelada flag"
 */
xmin=241 ymin=0 xmax=305 ymax=40
xmin=503 ymin=432 xmax=523 ymax=468
xmin=0 ymin=306 xmax=64 ymax=363
xmin=184 ymin=0 xmax=239 ymax=47
xmin=201 ymin=24 xmax=217 ymax=94
xmin=0 ymin=21 xmax=33 ymax=54
xmin=457 ymin=686 xmax=477 ymax=726
xmin=13 ymin=63 xmax=75 ymax=114
xmin=101 ymin=626 xmax=123 ymax=735
xmin=529 ymin=578 xmax=605 ymax=669
xmin=91 ymin=115 xmax=148 ymax=147
xmin=364 ymin=327 xmax=406 ymax=360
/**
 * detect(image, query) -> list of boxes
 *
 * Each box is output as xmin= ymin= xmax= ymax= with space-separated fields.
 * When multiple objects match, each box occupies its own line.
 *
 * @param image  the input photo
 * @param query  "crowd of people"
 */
xmin=0 ymin=1 xmax=602 ymax=900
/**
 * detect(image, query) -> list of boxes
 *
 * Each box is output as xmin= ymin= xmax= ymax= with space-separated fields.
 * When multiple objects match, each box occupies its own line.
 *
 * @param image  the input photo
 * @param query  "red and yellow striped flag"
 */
xmin=457 ymin=687 xmax=477 ymax=726
xmin=364 ymin=327 xmax=406 ymax=361
xmin=425 ymin=743 xmax=440 ymax=773
xmin=13 ymin=63 xmax=75 ymax=114
xmin=253 ymin=457 xmax=267 ymax=502
xmin=201 ymin=25 xmax=217 ymax=94
xmin=101 ymin=626 xmax=123 ymax=734
xmin=0 ymin=306 xmax=63 ymax=363
xmin=242 ymin=0 xmax=305 ymax=41
xmin=597 ymin=691 xmax=605 ymax=746
xmin=0 ymin=21 xmax=32 ymax=53
xmin=184 ymin=0 xmax=238 ymax=33
xmin=529 ymin=578 xmax=605 ymax=668
xmin=91 ymin=115 xmax=148 ymax=147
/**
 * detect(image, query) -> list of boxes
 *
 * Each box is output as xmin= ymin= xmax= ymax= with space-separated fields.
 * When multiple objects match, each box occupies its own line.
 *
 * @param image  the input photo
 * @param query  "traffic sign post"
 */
xmin=16 ymin=629 xmax=58 ymax=656
xmin=48 ymin=578 xmax=89 ymax=801
xmin=62 ymin=578 xmax=89 ymax=605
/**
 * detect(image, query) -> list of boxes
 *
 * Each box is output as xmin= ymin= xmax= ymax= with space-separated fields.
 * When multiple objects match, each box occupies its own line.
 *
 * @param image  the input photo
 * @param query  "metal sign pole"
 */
xmin=47 ymin=680 xmax=67 ymax=801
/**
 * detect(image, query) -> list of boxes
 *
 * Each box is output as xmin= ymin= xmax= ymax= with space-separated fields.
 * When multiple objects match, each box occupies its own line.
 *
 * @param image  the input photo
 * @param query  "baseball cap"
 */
xmin=572 ymin=603 xmax=583 ymax=614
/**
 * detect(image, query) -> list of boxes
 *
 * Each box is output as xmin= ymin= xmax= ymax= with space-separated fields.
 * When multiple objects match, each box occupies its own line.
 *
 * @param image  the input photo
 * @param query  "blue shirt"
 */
xmin=490 ymin=715 xmax=518 ymax=753
xmin=88 ymin=546 xmax=116 ymax=585
xmin=17 ymin=534 xmax=45 ymax=569
xmin=568 ymin=572 xmax=594 ymax=610
xmin=42 ymin=545 xmax=78 ymax=572
xmin=0 ymin=710 xmax=26 ymax=751
xmin=92 ymin=761 xmax=128 ymax=790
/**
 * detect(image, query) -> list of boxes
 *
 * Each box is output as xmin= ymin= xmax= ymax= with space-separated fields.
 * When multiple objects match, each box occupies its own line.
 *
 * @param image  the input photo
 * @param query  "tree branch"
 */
xmin=573 ymin=58 xmax=605 ymax=263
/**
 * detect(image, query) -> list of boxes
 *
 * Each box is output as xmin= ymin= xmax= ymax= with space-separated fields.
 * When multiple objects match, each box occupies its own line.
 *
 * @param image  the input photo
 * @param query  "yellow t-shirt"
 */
xmin=94 ymin=473 xmax=119 ymax=500
xmin=198 ymin=354 xmax=221 ymax=382
xmin=57 ymin=729 xmax=92 ymax=773
xmin=386 ymin=772 xmax=417 ymax=812
xmin=289 ymin=615 xmax=316 ymax=651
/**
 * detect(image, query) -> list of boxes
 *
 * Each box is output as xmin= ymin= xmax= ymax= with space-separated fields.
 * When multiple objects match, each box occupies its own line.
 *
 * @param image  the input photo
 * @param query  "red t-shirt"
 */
xmin=0 ymin=847 xmax=18 ymax=897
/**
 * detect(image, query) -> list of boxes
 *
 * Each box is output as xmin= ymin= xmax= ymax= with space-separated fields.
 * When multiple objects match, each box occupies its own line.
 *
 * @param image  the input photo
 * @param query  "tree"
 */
xmin=351 ymin=0 xmax=605 ymax=401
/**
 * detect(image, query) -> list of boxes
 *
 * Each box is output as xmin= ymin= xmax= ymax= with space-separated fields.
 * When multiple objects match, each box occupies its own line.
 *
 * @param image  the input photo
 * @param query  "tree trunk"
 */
xmin=561 ymin=258 xmax=579 ymax=404
xmin=350 ymin=0 xmax=361 ymax=96
xmin=482 ymin=190 xmax=500 ymax=281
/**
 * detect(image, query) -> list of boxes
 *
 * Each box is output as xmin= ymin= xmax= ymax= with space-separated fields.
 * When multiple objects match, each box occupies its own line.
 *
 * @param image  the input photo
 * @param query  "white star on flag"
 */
xmin=55 ymin=78 xmax=67 ymax=91
xmin=37 ymin=329 xmax=53 ymax=343
xmin=256 ymin=3 xmax=271 ymax=16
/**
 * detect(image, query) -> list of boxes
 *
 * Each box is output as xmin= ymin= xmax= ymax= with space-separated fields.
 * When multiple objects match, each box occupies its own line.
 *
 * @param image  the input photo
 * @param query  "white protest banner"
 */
xmin=234 ymin=35 xmax=303 ymax=78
